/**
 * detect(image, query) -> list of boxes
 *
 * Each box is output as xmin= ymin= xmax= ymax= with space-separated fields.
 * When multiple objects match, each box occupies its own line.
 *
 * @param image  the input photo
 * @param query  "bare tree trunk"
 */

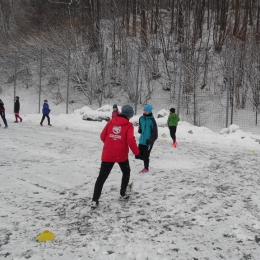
xmin=140 ymin=0 xmax=148 ymax=48
xmin=133 ymin=0 xmax=137 ymax=36
xmin=177 ymin=0 xmax=184 ymax=43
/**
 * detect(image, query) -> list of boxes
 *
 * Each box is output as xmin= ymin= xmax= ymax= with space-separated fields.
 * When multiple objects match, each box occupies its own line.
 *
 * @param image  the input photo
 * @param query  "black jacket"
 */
xmin=14 ymin=100 xmax=20 ymax=112
xmin=0 ymin=99 xmax=5 ymax=112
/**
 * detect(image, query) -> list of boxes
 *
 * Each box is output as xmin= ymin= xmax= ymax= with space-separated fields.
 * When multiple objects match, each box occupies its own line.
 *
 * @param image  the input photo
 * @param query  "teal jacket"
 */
xmin=167 ymin=113 xmax=180 ymax=126
xmin=138 ymin=113 xmax=158 ymax=146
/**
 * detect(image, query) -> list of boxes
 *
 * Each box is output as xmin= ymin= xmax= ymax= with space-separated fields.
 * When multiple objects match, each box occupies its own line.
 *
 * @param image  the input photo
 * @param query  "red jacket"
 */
xmin=100 ymin=115 xmax=139 ymax=162
xmin=112 ymin=110 xmax=120 ymax=118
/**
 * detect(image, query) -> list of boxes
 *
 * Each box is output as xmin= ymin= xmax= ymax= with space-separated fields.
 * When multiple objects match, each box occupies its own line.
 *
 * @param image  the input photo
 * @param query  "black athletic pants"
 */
xmin=138 ymin=144 xmax=153 ymax=170
xmin=169 ymin=126 xmax=177 ymax=142
xmin=92 ymin=159 xmax=131 ymax=202
xmin=0 ymin=111 xmax=8 ymax=126
xmin=40 ymin=114 xmax=50 ymax=125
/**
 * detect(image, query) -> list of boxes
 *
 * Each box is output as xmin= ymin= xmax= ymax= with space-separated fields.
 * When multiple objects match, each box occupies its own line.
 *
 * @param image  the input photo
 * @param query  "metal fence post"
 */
xmin=226 ymin=43 xmax=231 ymax=128
xmin=99 ymin=47 xmax=108 ymax=108
xmin=14 ymin=51 xmax=17 ymax=101
xmin=177 ymin=44 xmax=183 ymax=116
xmin=38 ymin=50 xmax=43 ymax=114
xmin=134 ymin=46 xmax=141 ymax=115
xmin=66 ymin=49 xmax=71 ymax=114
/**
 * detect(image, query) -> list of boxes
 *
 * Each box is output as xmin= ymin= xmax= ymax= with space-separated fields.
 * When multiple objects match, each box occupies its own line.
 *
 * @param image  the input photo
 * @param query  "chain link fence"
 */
xmin=0 ymin=42 xmax=259 ymax=134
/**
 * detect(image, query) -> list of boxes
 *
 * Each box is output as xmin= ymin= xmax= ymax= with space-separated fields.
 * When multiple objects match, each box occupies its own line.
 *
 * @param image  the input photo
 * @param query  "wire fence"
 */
xmin=0 ymin=42 xmax=259 ymax=134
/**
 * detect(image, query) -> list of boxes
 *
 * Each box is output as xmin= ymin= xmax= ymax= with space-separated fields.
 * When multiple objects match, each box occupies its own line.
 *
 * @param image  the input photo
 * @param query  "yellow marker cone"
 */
xmin=37 ymin=230 xmax=56 ymax=242
xmin=252 ymin=150 xmax=256 ymax=154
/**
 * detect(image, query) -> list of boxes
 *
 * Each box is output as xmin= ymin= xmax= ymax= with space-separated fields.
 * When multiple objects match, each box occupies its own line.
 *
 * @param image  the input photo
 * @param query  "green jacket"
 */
xmin=167 ymin=113 xmax=180 ymax=126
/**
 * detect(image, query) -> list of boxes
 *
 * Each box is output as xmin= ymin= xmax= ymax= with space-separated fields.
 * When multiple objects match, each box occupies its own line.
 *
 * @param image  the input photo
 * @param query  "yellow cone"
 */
xmin=252 ymin=150 xmax=256 ymax=154
xmin=37 ymin=230 xmax=56 ymax=242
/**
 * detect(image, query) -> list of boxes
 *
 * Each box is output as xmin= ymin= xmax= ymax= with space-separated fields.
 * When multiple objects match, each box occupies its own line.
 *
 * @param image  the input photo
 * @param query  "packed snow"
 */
xmin=1 ymin=103 xmax=260 ymax=260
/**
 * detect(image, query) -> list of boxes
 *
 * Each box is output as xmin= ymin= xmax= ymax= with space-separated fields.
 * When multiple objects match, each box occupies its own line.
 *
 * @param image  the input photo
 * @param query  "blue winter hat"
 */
xmin=113 ymin=104 xmax=118 ymax=109
xmin=143 ymin=104 xmax=153 ymax=113
xmin=121 ymin=105 xmax=134 ymax=118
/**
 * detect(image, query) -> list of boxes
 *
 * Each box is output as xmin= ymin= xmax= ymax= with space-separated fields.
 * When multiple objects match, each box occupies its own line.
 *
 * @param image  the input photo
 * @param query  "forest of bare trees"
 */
xmin=0 ymin=0 xmax=259 ymax=51
xmin=0 ymin=0 xmax=259 ymax=131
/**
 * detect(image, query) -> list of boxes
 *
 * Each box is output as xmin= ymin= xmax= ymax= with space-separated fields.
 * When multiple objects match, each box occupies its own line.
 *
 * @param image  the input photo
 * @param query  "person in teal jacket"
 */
xmin=136 ymin=104 xmax=158 ymax=173
xmin=167 ymin=107 xmax=180 ymax=147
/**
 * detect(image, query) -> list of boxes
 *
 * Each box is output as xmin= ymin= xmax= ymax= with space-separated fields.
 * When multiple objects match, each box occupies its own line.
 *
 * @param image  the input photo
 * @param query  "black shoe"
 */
xmin=20 ymin=118 xmax=22 ymax=122
xmin=119 ymin=194 xmax=130 ymax=201
xmin=91 ymin=201 xmax=99 ymax=208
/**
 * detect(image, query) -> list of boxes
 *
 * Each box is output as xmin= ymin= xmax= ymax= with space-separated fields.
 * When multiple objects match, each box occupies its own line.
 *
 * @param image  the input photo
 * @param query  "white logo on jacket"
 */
xmin=112 ymin=126 xmax=121 ymax=134
xmin=110 ymin=126 xmax=122 ymax=140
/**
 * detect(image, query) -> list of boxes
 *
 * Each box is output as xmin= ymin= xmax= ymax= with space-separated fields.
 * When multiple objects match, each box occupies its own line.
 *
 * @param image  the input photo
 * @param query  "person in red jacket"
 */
xmin=91 ymin=105 xmax=140 ymax=208
xmin=111 ymin=104 xmax=120 ymax=118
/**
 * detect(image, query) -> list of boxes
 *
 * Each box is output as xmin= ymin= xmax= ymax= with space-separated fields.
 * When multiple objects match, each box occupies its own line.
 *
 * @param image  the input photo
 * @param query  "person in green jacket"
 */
xmin=167 ymin=108 xmax=180 ymax=148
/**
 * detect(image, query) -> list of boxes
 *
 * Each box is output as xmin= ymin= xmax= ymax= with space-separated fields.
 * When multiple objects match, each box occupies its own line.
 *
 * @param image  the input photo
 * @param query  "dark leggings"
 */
xmin=92 ymin=159 xmax=131 ymax=202
xmin=138 ymin=144 xmax=153 ymax=170
xmin=169 ymin=126 xmax=177 ymax=142
xmin=40 ymin=114 xmax=50 ymax=125
xmin=0 ymin=111 xmax=8 ymax=126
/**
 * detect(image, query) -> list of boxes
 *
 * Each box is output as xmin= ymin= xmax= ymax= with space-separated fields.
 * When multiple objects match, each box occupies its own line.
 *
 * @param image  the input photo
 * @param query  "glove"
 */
xmin=138 ymin=128 xmax=142 ymax=134
xmin=135 ymin=153 xmax=141 ymax=159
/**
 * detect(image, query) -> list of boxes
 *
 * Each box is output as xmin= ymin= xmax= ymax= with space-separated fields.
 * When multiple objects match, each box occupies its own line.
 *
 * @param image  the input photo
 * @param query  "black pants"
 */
xmin=92 ymin=159 xmax=131 ymax=202
xmin=0 ymin=111 xmax=8 ymax=126
xmin=138 ymin=144 xmax=153 ymax=170
xmin=169 ymin=126 xmax=177 ymax=142
xmin=40 ymin=114 xmax=50 ymax=125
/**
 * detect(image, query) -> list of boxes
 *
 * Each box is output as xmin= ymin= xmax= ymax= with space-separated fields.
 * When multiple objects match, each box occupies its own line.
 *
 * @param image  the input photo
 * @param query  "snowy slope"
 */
xmin=0 ymin=110 xmax=260 ymax=260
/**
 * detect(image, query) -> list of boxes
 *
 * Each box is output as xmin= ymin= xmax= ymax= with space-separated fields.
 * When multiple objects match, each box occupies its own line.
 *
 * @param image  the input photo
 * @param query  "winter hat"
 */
xmin=15 ymin=96 xmax=19 ymax=99
xmin=121 ymin=105 xmax=134 ymax=118
xmin=170 ymin=108 xmax=175 ymax=113
xmin=113 ymin=104 xmax=118 ymax=109
xmin=143 ymin=104 xmax=153 ymax=113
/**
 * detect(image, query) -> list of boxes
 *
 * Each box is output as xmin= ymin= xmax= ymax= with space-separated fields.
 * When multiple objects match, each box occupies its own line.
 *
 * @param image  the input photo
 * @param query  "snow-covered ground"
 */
xmin=1 ymin=106 xmax=260 ymax=260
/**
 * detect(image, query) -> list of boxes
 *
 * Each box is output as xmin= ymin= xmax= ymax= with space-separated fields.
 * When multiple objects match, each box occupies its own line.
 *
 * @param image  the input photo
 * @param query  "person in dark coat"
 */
xmin=14 ymin=96 xmax=22 ymax=123
xmin=0 ymin=99 xmax=8 ymax=129
xmin=40 ymin=100 xmax=52 ymax=126
xmin=136 ymin=104 xmax=158 ymax=173
xmin=112 ymin=104 xmax=120 ymax=118
xmin=91 ymin=105 xmax=140 ymax=208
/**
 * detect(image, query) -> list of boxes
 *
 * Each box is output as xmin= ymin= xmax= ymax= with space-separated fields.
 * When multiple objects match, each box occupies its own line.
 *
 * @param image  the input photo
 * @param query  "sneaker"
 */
xmin=20 ymin=118 xmax=22 ymax=123
xmin=14 ymin=121 xmax=18 ymax=123
xmin=48 ymin=124 xmax=52 ymax=126
xmin=139 ymin=168 xmax=149 ymax=173
xmin=119 ymin=194 xmax=130 ymax=201
xmin=173 ymin=141 xmax=178 ymax=148
xmin=40 ymin=123 xmax=43 ymax=126
xmin=4 ymin=125 xmax=8 ymax=129
xmin=91 ymin=201 xmax=99 ymax=208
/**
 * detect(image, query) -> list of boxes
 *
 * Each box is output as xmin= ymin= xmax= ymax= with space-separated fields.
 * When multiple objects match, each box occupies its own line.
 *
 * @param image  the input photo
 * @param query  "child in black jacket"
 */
xmin=14 ymin=96 xmax=22 ymax=123
xmin=0 ymin=99 xmax=8 ymax=128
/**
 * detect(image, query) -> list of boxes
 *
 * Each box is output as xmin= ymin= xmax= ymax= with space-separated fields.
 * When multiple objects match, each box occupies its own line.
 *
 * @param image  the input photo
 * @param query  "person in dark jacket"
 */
xmin=0 ymin=99 xmax=8 ymax=129
xmin=40 ymin=100 xmax=52 ymax=126
xmin=14 ymin=96 xmax=22 ymax=123
xmin=167 ymin=107 xmax=180 ymax=147
xmin=136 ymin=104 xmax=158 ymax=173
xmin=112 ymin=104 xmax=120 ymax=118
xmin=91 ymin=105 xmax=140 ymax=208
